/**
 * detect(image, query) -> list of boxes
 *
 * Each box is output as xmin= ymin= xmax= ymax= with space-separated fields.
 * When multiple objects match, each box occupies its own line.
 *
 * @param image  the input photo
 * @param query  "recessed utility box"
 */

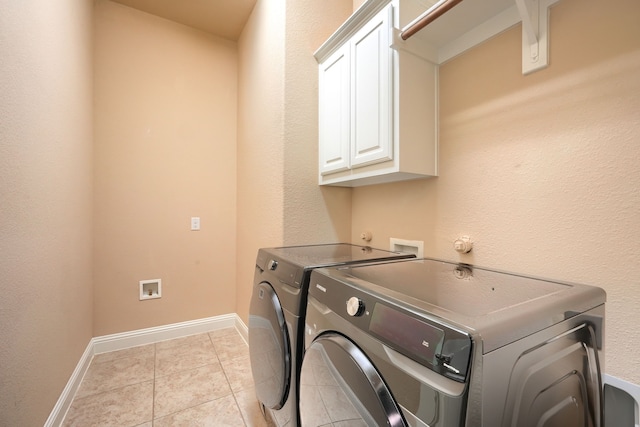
xmin=139 ymin=279 xmax=161 ymax=300
xmin=390 ymin=238 xmax=424 ymax=258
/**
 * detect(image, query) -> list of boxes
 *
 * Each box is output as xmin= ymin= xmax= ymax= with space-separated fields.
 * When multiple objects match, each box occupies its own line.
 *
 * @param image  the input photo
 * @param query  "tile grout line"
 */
xmin=68 ymin=329 xmax=259 ymax=426
xmin=152 ymin=332 xmax=240 ymax=423
xmin=151 ymin=342 xmax=156 ymax=426
xmin=209 ymin=331 xmax=250 ymax=427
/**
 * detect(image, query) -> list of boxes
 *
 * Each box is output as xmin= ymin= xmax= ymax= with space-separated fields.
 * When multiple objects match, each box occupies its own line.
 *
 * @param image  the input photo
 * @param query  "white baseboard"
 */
xmin=45 ymin=313 xmax=246 ymax=427
xmin=92 ymin=314 xmax=238 ymax=354
xmin=235 ymin=314 xmax=249 ymax=344
xmin=44 ymin=341 xmax=94 ymax=427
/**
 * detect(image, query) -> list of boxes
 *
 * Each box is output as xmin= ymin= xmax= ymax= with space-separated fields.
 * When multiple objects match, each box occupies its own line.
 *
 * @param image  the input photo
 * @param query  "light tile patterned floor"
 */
xmin=63 ymin=328 xmax=270 ymax=426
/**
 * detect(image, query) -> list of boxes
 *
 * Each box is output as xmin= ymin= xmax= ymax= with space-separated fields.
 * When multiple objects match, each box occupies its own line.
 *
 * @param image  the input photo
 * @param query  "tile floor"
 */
xmin=62 ymin=328 xmax=271 ymax=426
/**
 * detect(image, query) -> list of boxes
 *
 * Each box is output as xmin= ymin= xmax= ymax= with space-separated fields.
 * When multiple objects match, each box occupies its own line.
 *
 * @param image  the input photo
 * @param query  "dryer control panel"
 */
xmin=309 ymin=269 xmax=472 ymax=382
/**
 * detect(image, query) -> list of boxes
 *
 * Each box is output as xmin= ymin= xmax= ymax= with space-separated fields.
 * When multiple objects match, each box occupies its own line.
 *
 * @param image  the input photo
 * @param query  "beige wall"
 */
xmin=236 ymin=0 xmax=286 ymax=324
xmin=282 ymin=1 xmax=353 ymax=244
xmin=235 ymin=0 xmax=353 ymax=323
xmin=3 ymin=0 xmax=637 ymax=423
xmin=0 ymin=0 xmax=94 ymax=425
xmin=93 ymin=0 xmax=238 ymax=335
xmin=352 ymin=0 xmax=640 ymax=383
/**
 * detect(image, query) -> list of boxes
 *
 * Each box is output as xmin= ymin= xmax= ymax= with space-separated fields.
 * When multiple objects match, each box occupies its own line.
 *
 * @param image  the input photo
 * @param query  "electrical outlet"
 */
xmin=191 ymin=217 xmax=200 ymax=231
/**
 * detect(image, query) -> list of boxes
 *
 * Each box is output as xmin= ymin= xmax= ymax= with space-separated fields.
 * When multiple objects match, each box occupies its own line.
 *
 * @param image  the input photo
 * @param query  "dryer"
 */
xmin=248 ymin=244 xmax=415 ymax=427
xmin=300 ymin=258 xmax=606 ymax=427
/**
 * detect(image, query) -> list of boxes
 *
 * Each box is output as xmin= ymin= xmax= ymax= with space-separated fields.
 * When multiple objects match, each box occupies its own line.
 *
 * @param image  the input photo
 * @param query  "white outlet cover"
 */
xmin=191 ymin=217 xmax=200 ymax=231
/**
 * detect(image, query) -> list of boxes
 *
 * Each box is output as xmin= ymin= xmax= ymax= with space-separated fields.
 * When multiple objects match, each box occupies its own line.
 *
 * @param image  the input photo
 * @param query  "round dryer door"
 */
xmin=248 ymin=281 xmax=291 ymax=410
xmin=299 ymin=332 xmax=407 ymax=427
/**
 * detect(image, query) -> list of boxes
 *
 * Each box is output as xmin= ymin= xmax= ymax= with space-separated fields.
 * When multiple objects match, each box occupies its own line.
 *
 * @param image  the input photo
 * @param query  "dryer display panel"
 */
xmin=369 ymin=301 xmax=472 ymax=382
xmin=370 ymin=302 xmax=444 ymax=364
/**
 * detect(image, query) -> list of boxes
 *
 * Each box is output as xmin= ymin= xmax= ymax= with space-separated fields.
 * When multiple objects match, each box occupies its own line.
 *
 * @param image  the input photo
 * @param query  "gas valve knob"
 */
xmin=346 ymin=297 xmax=365 ymax=317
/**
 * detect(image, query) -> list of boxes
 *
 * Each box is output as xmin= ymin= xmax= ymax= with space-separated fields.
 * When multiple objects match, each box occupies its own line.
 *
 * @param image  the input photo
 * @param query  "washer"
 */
xmin=300 ymin=258 xmax=606 ymax=427
xmin=248 ymin=243 xmax=415 ymax=427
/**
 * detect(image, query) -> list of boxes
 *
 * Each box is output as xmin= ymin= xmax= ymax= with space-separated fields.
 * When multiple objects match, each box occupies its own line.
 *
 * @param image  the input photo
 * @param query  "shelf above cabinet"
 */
xmin=316 ymin=0 xmax=559 ymax=72
xmin=314 ymin=0 xmax=560 ymax=187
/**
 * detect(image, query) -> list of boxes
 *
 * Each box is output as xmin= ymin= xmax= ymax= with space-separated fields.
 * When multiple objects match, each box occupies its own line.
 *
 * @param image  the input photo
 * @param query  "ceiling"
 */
xmin=110 ymin=0 xmax=258 ymax=41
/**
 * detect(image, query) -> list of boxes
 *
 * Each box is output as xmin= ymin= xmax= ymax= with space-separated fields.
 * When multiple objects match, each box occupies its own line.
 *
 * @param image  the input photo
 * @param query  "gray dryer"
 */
xmin=299 ymin=258 xmax=605 ymax=427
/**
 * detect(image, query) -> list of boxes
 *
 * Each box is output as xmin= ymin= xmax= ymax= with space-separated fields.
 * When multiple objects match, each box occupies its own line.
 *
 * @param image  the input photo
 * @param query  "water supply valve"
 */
xmin=454 ymin=236 xmax=473 ymax=254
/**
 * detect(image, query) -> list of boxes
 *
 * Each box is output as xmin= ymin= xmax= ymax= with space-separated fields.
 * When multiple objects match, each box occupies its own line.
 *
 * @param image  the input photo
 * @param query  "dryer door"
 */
xmin=248 ymin=281 xmax=291 ymax=410
xmin=299 ymin=332 xmax=407 ymax=427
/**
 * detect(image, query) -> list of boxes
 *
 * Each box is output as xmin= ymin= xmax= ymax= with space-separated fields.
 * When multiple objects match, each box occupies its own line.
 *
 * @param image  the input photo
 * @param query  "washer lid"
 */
xmin=258 ymin=243 xmax=415 ymax=271
xmin=314 ymin=258 xmax=606 ymax=353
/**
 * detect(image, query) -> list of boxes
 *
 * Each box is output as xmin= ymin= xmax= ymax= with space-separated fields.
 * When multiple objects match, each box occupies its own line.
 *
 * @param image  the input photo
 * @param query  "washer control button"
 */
xmin=268 ymin=260 xmax=278 ymax=271
xmin=346 ymin=297 xmax=365 ymax=317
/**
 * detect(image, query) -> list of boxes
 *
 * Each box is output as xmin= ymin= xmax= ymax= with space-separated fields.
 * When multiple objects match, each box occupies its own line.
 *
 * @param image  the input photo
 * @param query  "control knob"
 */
xmin=346 ymin=297 xmax=365 ymax=317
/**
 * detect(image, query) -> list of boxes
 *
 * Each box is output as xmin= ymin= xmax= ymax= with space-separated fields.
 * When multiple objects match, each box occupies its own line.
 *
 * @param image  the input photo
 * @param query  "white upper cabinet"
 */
xmin=315 ymin=0 xmax=552 ymax=186
xmin=350 ymin=6 xmax=392 ymax=170
xmin=316 ymin=1 xmax=438 ymax=187
xmin=319 ymin=44 xmax=351 ymax=176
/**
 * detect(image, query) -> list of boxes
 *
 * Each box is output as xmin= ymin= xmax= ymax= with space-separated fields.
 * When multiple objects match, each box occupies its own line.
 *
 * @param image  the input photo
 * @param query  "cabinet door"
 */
xmin=318 ymin=44 xmax=350 ymax=176
xmin=351 ymin=5 xmax=393 ymax=169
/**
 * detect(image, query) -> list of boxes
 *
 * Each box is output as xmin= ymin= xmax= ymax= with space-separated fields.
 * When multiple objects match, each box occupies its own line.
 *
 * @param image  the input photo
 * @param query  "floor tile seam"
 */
xmin=89 ymin=348 xmax=157 ymax=371
xmin=230 ymin=388 xmax=250 ymax=427
xmin=155 ymin=333 xmax=214 ymax=349
xmin=80 ymin=366 xmax=155 ymax=389
xmin=155 ymin=353 xmax=220 ymax=368
xmin=158 ymin=352 xmax=220 ymax=364
xmin=152 ymin=342 xmax=157 ymax=424
xmin=229 ymin=383 xmax=255 ymax=394
xmin=153 ymin=360 xmax=224 ymax=380
xmin=91 ymin=342 xmax=157 ymax=361
xmin=156 ymin=337 xmax=216 ymax=349
xmin=71 ymin=378 xmax=156 ymax=402
xmin=213 ymin=342 xmax=250 ymax=355
xmin=206 ymin=331 xmax=216 ymax=346
xmin=219 ymin=359 xmax=257 ymax=394
xmin=207 ymin=328 xmax=240 ymax=338
xmin=156 ymin=342 xmax=216 ymax=352
xmin=218 ymin=353 xmax=252 ymax=387
xmin=207 ymin=332 xmax=226 ymax=361
xmin=220 ymin=357 xmax=251 ymax=371
xmin=93 ymin=342 xmax=157 ymax=355
xmin=218 ymin=352 xmax=251 ymax=367
xmin=90 ymin=354 xmax=156 ymax=367
xmin=151 ymin=392 xmax=238 ymax=421
xmin=87 ymin=358 xmax=156 ymax=376
xmin=154 ymin=352 xmax=220 ymax=367
xmin=217 ymin=344 xmax=249 ymax=358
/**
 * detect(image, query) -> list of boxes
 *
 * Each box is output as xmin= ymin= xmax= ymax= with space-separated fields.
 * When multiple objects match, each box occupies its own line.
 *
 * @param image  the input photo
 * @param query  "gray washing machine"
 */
xmin=248 ymin=244 xmax=415 ymax=427
xmin=300 ymin=258 xmax=606 ymax=427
